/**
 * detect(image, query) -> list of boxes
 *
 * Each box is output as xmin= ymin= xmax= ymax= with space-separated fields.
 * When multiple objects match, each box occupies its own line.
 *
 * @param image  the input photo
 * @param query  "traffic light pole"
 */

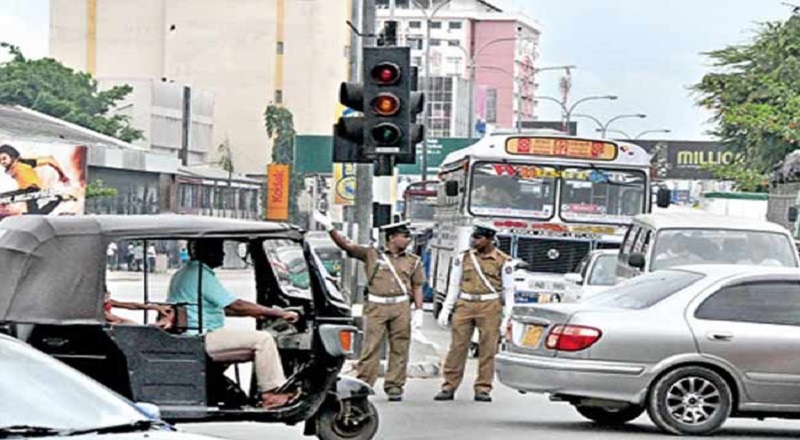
xmin=353 ymin=0 xmax=377 ymax=303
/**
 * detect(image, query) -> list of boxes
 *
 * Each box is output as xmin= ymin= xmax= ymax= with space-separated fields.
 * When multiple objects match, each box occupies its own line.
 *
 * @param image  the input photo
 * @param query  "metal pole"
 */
xmin=421 ymin=13 xmax=431 ymax=180
xmin=468 ymin=63 xmax=475 ymax=140
xmin=353 ymin=0 xmax=377 ymax=303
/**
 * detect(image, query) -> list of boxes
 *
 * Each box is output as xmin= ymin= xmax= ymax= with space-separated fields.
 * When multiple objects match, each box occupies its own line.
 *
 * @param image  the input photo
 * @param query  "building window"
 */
xmin=396 ymin=0 xmax=409 ymax=7
xmin=276 ymin=42 xmax=284 ymax=55
xmin=486 ymin=88 xmax=497 ymax=123
xmin=412 ymin=56 xmax=423 ymax=66
xmin=430 ymin=39 xmax=441 ymax=47
xmin=449 ymin=21 xmax=462 ymax=30
xmin=376 ymin=0 xmax=389 ymax=7
xmin=409 ymin=21 xmax=422 ymax=29
xmin=274 ymin=90 xmax=283 ymax=104
xmin=407 ymin=37 xmax=423 ymax=50
xmin=448 ymin=40 xmax=460 ymax=47
xmin=430 ymin=21 xmax=442 ymax=29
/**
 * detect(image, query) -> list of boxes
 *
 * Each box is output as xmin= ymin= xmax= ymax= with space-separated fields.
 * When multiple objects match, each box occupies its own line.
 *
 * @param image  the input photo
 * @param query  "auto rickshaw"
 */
xmin=0 ymin=215 xmax=378 ymax=440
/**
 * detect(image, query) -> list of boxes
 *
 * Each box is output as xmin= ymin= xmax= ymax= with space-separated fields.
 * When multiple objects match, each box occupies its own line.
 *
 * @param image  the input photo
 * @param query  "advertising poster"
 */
xmin=266 ymin=163 xmax=290 ymax=221
xmin=333 ymin=163 xmax=356 ymax=206
xmin=0 ymin=141 xmax=87 ymax=219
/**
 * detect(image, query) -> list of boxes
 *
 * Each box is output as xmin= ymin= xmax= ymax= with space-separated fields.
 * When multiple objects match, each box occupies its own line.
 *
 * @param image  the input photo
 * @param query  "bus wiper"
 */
xmin=65 ymin=419 xmax=169 ymax=436
xmin=0 ymin=425 xmax=66 ymax=438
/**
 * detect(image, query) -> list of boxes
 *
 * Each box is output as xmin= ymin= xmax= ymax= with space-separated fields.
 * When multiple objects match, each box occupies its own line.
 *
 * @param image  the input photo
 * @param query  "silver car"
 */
xmin=497 ymin=265 xmax=800 ymax=435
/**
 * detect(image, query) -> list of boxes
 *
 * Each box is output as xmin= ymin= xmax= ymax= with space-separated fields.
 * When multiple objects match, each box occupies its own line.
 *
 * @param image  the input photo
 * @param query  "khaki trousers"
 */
xmin=441 ymin=299 xmax=502 ymax=394
xmin=205 ymin=328 xmax=287 ymax=392
xmin=356 ymin=301 xmax=411 ymax=392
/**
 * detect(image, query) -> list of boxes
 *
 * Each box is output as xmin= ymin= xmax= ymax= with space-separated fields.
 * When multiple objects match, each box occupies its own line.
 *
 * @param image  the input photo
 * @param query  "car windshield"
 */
xmin=0 ymin=338 xmax=147 ymax=431
xmin=587 ymin=254 xmax=617 ymax=286
xmin=651 ymin=229 xmax=798 ymax=271
xmin=469 ymin=162 xmax=556 ymax=219
xmin=560 ymin=168 xmax=646 ymax=224
xmin=583 ymin=270 xmax=704 ymax=309
xmin=405 ymin=196 xmax=435 ymax=221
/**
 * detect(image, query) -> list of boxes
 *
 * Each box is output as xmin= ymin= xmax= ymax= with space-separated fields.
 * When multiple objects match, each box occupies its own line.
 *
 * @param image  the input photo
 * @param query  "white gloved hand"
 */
xmin=412 ymin=309 xmax=424 ymax=329
xmin=437 ymin=305 xmax=451 ymax=328
xmin=313 ymin=211 xmax=334 ymax=232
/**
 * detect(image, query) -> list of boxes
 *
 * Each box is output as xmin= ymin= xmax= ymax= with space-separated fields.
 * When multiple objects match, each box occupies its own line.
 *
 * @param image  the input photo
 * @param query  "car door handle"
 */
xmin=707 ymin=332 xmax=734 ymax=341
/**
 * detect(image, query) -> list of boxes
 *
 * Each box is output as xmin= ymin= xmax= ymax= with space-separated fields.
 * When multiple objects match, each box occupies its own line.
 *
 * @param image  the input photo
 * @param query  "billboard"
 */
xmin=0 ymin=142 xmax=87 ymax=219
xmin=266 ymin=163 xmax=290 ymax=221
xmin=333 ymin=163 xmax=356 ymax=206
xmin=633 ymin=140 xmax=742 ymax=180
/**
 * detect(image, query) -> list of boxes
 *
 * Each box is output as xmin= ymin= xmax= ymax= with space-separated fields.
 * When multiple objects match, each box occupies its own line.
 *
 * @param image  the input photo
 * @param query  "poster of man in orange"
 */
xmin=266 ymin=163 xmax=290 ymax=221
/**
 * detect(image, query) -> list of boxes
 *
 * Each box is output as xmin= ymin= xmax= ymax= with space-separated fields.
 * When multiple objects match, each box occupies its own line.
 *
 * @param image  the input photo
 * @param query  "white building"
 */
xmin=376 ymin=0 xmax=542 ymax=135
xmin=50 ymin=0 xmax=350 ymax=175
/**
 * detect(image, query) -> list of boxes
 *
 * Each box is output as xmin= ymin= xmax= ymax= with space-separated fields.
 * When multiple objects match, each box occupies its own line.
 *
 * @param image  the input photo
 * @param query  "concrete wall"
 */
xmin=473 ymin=20 xmax=516 ymax=128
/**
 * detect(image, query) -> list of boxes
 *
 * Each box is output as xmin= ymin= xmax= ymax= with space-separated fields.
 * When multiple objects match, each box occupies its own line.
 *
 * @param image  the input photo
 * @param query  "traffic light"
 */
xmin=363 ymin=47 xmax=423 ymax=157
xmin=397 ymin=66 xmax=425 ymax=165
xmin=333 ymin=77 xmax=370 ymax=163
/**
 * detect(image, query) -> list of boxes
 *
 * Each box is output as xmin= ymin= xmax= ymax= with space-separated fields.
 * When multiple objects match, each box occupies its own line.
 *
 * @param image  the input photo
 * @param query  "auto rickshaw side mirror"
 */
xmin=788 ymin=206 xmax=798 ymax=223
xmin=445 ymin=181 xmax=459 ymax=197
xmin=628 ymin=252 xmax=646 ymax=270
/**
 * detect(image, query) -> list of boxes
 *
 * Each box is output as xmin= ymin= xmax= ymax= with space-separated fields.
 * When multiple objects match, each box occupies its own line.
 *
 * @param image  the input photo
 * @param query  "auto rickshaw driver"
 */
xmin=167 ymin=238 xmax=302 ymax=409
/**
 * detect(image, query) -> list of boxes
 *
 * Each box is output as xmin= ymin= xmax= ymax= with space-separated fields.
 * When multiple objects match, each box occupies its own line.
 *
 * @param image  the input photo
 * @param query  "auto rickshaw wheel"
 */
xmin=316 ymin=397 xmax=379 ymax=440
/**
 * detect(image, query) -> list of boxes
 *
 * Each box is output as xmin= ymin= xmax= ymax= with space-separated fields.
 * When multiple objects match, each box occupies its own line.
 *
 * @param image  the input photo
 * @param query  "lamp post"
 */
xmin=535 ymin=95 xmax=618 ymax=134
xmin=573 ymin=113 xmax=645 ymax=138
xmin=595 ymin=128 xmax=632 ymax=139
xmin=413 ymin=0 xmax=451 ymax=181
xmin=635 ymin=129 xmax=671 ymax=139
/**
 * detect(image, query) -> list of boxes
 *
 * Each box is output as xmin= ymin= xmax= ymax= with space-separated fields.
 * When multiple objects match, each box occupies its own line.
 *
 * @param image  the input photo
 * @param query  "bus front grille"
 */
xmin=516 ymin=238 xmax=590 ymax=274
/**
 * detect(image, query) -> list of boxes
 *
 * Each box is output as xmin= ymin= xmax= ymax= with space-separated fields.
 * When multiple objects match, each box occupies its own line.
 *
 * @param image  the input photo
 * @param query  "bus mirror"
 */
xmin=445 ymin=181 xmax=459 ymax=197
xmin=789 ymin=207 xmax=798 ymax=223
xmin=656 ymin=187 xmax=671 ymax=208
xmin=628 ymin=252 xmax=646 ymax=270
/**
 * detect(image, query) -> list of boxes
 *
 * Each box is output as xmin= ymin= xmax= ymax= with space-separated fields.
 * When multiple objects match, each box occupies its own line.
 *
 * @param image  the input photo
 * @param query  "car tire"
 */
xmin=646 ymin=366 xmax=732 ymax=436
xmin=574 ymin=405 xmax=644 ymax=425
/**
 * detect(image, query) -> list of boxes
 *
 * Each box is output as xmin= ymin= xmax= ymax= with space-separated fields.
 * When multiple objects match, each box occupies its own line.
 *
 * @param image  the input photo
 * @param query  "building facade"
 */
xmin=376 ymin=0 xmax=541 ymax=134
xmin=50 ymin=0 xmax=350 ymax=176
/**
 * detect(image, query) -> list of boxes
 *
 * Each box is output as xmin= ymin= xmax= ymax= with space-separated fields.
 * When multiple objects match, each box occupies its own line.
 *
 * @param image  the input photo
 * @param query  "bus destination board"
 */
xmin=506 ymin=137 xmax=618 ymax=161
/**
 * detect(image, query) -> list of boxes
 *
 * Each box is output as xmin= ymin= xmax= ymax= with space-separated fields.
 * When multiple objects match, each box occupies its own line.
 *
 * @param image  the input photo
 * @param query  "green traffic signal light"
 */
xmin=371 ymin=123 xmax=402 ymax=146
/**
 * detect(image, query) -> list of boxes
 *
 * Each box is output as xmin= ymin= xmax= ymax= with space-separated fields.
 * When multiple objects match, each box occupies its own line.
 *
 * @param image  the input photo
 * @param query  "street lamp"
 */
xmin=412 ymin=0 xmax=451 ymax=181
xmin=535 ymin=95 xmax=618 ymax=134
xmin=635 ymin=129 xmax=671 ymax=139
xmin=595 ymin=128 xmax=632 ymax=139
xmin=573 ymin=113 xmax=645 ymax=138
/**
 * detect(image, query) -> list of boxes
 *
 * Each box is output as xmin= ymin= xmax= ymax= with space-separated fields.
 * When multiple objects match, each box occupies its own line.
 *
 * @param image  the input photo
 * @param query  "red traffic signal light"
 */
xmin=370 ymin=62 xmax=401 ymax=85
xmin=371 ymin=123 xmax=402 ymax=146
xmin=372 ymin=93 xmax=401 ymax=116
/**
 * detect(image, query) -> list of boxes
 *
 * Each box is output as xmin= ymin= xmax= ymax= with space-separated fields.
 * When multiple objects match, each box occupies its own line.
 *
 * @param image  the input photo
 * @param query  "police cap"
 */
xmin=380 ymin=221 xmax=411 ymax=238
xmin=472 ymin=222 xmax=498 ymax=238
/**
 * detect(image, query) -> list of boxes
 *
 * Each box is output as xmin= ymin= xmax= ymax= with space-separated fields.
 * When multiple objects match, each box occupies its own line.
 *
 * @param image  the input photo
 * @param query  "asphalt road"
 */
xmin=108 ymin=269 xmax=800 ymax=440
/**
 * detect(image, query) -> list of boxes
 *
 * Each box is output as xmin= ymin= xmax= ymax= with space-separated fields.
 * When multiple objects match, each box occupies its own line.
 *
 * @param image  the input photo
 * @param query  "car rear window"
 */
xmin=583 ymin=270 xmax=704 ymax=309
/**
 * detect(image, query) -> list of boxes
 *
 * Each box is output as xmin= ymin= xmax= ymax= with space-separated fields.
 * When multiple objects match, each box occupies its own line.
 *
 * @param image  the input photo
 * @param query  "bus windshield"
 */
xmin=469 ymin=162 xmax=556 ymax=219
xmin=560 ymin=168 xmax=646 ymax=224
xmin=406 ymin=196 xmax=435 ymax=221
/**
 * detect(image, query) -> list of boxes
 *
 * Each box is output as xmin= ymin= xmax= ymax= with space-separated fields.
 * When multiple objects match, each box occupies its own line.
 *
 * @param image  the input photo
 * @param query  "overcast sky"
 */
xmin=1 ymin=0 xmax=795 ymax=140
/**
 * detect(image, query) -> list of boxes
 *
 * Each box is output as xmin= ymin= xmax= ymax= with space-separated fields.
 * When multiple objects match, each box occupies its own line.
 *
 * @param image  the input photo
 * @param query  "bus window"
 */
xmin=560 ymin=168 xmax=646 ymax=224
xmin=469 ymin=162 xmax=556 ymax=219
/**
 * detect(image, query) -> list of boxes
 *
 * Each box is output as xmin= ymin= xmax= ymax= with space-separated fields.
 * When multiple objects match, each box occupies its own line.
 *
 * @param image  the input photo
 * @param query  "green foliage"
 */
xmin=701 ymin=162 xmax=769 ymax=193
xmin=693 ymin=15 xmax=800 ymax=172
xmin=0 ymin=43 xmax=143 ymax=142
xmin=85 ymin=179 xmax=118 ymax=199
xmin=217 ymin=139 xmax=234 ymax=178
xmin=264 ymin=105 xmax=306 ymax=225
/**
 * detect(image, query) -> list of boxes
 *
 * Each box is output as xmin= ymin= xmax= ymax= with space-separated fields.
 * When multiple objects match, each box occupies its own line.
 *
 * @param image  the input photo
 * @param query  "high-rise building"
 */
xmin=376 ymin=0 xmax=541 ymax=136
xmin=49 ymin=0 xmax=350 ymax=175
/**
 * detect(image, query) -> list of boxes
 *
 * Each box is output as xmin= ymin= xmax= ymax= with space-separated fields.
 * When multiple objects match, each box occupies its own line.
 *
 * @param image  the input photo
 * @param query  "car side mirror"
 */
xmin=564 ymin=273 xmax=583 ymax=285
xmin=135 ymin=402 xmax=162 ymax=420
xmin=445 ymin=181 xmax=459 ymax=197
xmin=789 ymin=206 xmax=798 ymax=223
xmin=628 ymin=252 xmax=646 ymax=270
xmin=656 ymin=187 xmax=671 ymax=208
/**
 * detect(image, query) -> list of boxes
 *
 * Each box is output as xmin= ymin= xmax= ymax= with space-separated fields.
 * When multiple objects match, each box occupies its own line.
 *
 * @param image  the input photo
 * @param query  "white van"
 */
xmin=616 ymin=211 xmax=800 ymax=280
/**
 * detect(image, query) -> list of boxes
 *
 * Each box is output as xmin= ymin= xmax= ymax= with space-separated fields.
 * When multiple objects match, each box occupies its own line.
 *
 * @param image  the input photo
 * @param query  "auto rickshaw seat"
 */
xmin=209 ymin=348 xmax=255 ymax=363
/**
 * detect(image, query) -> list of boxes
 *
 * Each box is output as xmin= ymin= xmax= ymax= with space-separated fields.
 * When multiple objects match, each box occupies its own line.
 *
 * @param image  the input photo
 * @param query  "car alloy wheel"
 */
xmin=647 ymin=366 xmax=732 ymax=436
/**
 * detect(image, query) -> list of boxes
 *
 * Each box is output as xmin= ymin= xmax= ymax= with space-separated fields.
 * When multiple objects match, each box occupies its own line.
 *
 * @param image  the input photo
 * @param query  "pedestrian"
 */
xmin=106 ymin=242 xmax=118 ymax=271
xmin=435 ymin=223 xmax=514 ymax=403
xmin=147 ymin=243 xmax=157 ymax=273
xmin=314 ymin=212 xmax=425 ymax=402
xmin=133 ymin=242 xmax=144 ymax=272
xmin=126 ymin=243 xmax=135 ymax=271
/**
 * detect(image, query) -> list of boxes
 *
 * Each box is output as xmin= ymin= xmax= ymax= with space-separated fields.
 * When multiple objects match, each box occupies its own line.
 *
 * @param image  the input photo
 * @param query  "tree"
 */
xmin=217 ymin=138 xmax=234 ymax=181
xmin=264 ymin=105 xmax=306 ymax=225
xmin=693 ymin=15 xmax=800 ymax=174
xmin=0 ymin=43 xmax=143 ymax=142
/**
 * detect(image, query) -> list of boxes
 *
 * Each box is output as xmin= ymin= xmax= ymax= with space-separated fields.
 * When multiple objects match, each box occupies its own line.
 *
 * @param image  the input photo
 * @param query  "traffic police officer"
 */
xmin=435 ymin=223 xmax=514 ymax=402
xmin=314 ymin=213 xmax=425 ymax=402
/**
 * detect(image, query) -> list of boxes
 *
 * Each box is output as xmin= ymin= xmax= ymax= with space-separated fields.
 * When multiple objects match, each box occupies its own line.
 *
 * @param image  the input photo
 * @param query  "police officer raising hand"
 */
xmin=317 ymin=212 xmax=426 ymax=402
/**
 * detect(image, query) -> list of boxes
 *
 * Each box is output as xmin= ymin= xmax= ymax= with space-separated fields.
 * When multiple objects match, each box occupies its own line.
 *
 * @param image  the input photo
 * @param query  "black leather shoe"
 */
xmin=474 ymin=392 xmax=492 ymax=402
xmin=386 ymin=388 xmax=403 ymax=402
xmin=434 ymin=390 xmax=455 ymax=401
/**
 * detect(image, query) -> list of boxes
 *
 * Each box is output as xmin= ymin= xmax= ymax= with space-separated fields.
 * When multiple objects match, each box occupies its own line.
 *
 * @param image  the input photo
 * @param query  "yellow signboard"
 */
xmin=333 ymin=163 xmax=356 ymax=206
xmin=506 ymin=137 xmax=618 ymax=161
xmin=266 ymin=164 xmax=290 ymax=221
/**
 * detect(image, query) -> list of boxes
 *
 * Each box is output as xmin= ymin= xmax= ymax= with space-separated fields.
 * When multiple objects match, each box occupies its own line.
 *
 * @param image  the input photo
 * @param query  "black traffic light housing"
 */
xmin=363 ymin=47 xmax=413 ymax=157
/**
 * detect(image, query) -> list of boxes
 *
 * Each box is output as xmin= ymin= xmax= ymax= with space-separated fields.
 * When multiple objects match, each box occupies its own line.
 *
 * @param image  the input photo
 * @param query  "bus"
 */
xmin=429 ymin=131 xmax=668 ymax=316
xmin=402 ymin=180 xmax=438 ymax=302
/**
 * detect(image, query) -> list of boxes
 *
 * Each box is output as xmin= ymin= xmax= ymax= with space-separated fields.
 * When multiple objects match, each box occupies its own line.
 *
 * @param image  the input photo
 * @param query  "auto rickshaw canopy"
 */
xmin=0 ymin=215 xmax=303 ymax=324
